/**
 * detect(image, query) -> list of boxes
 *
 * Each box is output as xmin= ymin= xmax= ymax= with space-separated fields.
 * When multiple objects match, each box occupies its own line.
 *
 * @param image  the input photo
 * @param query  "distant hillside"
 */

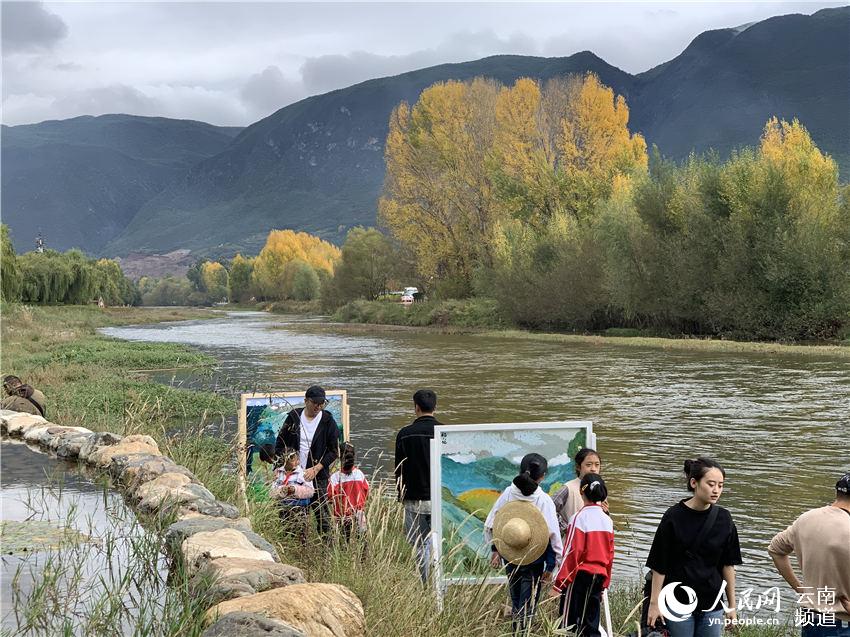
xmin=1 ymin=115 xmax=242 ymax=253
xmin=4 ymin=7 xmax=846 ymax=259
xmin=106 ymin=52 xmax=632 ymax=256
xmin=106 ymin=6 xmax=847 ymax=257
xmin=631 ymin=7 xmax=849 ymax=169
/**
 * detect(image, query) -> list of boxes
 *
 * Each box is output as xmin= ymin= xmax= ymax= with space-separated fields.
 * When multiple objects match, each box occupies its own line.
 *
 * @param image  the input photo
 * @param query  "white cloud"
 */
xmin=1 ymin=1 xmax=842 ymax=126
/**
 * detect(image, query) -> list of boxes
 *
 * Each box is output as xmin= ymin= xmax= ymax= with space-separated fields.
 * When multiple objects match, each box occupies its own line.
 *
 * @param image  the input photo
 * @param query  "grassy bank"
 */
xmin=331 ymin=299 xmax=850 ymax=358
xmin=1 ymin=304 xmax=799 ymax=636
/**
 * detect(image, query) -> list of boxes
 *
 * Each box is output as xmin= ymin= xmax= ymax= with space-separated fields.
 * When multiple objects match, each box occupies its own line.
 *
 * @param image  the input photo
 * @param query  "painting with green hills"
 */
xmin=433 ymin=422 xmax=593 ymax=583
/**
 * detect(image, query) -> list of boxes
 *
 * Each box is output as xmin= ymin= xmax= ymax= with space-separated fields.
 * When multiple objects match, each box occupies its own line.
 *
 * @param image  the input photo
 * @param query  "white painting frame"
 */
xmin=429 ymin=421 xmax=595 ymax=594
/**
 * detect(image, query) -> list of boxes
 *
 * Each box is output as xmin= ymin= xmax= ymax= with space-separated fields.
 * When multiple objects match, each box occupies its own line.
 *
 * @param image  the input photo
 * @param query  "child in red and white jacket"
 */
xmin=554 ymin=473 xmax=614 ymax=637
xmin=327 ymin=443 xmax=369 ymax=539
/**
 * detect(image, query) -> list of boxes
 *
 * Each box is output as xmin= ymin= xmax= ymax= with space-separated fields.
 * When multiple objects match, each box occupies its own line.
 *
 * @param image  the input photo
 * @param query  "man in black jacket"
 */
xmin=395 ymin=389 xmax=443 ymax=582
xmin=274 ymin=385 xmax=340 ymax=536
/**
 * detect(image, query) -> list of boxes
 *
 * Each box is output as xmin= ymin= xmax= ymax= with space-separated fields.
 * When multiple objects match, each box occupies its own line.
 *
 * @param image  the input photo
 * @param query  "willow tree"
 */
xmin=228 ymin=254 xmax=254 ymax=303
xmin=490 ymin=73 xmax=647 ymax=225
xmin=1 ymin=224 xmax=21 ymax=301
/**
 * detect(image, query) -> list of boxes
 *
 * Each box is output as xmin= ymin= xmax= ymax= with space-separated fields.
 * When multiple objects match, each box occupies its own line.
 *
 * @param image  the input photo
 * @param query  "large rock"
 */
xmin=177 ymin=512 xmax=253 ymax=529
xmin=3 ymin=413 xmax=47 ymax=437
xmin=36 ymin=426 xmax=91 ymax=449
xmin=51 ymin=431 xmax=95 ymax=459
xmin=182 ymin=528 xmax=274 ymax=570
xmin=201 ymin=611 xmax=305 ymax=637
xmin=180 ymin=499 xmax=240 ymax=519
xmin=135 ymin=472 xmax=193 ymax=501
xmin=165 ymin=517 xmax=278 ymax=561
xmin=192 ymin=557 xmax=304 ymax=603
xmin=78 ymin=431 xmax=123 ymax=462
xmin=87 ymin=435 xmax=160 ymax=468
xmin=23 ymin=424 xmax=55 ymax=444
xmin=138 ymin=481 xmax=217 ymax=513
xmin=206 ymin=584 xmax=366 ymax=637
xmin=120 ymin=456 xmax=196 ymax=495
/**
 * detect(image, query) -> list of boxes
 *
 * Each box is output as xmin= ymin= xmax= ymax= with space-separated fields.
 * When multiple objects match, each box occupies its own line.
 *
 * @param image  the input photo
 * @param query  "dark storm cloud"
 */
xmin=2 ymin=1 xmax=68 ymax=55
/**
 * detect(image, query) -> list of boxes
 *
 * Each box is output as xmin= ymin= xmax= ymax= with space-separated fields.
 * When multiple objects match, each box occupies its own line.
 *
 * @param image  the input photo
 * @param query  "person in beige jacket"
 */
xmin=1 ymin=375 xmax=46 ymax=417
xmin=768 ymin=473 xmax=850 ymax=636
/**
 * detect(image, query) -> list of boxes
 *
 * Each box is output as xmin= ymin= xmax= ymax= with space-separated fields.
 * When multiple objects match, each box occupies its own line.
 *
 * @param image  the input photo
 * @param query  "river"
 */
xmin=101 ymin=311 xmax=850 ymax=599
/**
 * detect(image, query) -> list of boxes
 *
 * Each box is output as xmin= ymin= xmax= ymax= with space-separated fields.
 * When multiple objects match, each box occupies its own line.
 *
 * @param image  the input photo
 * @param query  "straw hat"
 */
xmin=492 ymin=501 xmax=549 ymax=566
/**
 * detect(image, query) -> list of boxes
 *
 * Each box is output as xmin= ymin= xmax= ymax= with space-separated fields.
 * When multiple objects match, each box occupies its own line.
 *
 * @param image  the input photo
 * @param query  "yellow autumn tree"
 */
xmin=491 ymin=74 xmax=647 ymax=224
xmin=379 ymin=78 xmax=501 ymax=296
xmin=758 ymin=117 xmax=838 ymax=219
xmin=252 ymin=229 xmax=340 ymax=300
xmin=201 ymin=261 xmax=228 ymax=302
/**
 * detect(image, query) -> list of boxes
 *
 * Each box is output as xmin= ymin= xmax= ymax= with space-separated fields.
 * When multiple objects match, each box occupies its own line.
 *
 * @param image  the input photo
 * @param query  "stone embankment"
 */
xmin=0 ymin=411 xmax=366 ymax=637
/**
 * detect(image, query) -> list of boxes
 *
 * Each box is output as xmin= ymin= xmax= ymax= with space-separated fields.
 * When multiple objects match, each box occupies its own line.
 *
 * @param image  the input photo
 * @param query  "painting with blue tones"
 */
xmin=430 ymin=421 xmax=595 ymax=587
xmin=238 ymin=391 xmax=349 ymax=503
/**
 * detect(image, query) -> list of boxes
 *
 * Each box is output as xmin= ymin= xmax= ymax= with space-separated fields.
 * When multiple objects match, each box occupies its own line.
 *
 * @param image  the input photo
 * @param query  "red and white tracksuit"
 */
xmin=555 ymin=502 xmax=614 ymax=591
xmin=327 ymin=467 xmax=369 ymax=531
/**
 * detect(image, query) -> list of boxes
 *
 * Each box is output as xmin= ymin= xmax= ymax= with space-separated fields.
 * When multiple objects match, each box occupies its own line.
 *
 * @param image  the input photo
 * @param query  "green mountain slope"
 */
xmin=105 ymin=52 xmax=634 ymax=256
xmin=5 ymin=7 xmax=846 ymax=258
xmin=1 ymin=115 xmax=242 ymax=253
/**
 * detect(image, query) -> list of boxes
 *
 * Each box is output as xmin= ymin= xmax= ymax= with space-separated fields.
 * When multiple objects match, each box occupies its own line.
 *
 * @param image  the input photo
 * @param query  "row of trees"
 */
xmin=377 ymin=73 xmax=850 ymax=340
xmin=136 ymin=230 xmax=344 ymax=306
xmin=1 ymin=226 xmax=138 ymax=305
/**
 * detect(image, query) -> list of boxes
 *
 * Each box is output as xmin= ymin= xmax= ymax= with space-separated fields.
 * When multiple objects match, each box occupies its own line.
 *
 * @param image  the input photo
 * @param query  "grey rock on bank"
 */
xmin=165 ymin=517 xmax=279 ymax=561
xmin=78 ymin=431 xmax=123 ymax=462
xmin=206 ymin=583 xmax=366 ymax=637
xmin=201 ymin=611 xmax=306 ymax=637
xmin=192 ymin=557 xmax=304 ymax=603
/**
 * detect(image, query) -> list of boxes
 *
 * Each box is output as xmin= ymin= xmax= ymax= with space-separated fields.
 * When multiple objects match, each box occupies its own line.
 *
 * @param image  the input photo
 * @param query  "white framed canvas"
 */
xmin=237 ymin=390 xmax=350 ymax=505
xmin=430 ymin=421 xmax=595 ymax=592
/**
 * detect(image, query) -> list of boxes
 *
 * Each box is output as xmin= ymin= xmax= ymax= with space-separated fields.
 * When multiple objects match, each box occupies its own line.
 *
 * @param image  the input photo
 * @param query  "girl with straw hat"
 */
xmin=485 ymin=453 xmax=563 ymax=634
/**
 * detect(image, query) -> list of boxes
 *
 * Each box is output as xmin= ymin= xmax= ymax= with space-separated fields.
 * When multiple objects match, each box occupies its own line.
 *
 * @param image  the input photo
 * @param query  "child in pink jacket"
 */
xmin=271 ymin=448 xmax=315 ymax=541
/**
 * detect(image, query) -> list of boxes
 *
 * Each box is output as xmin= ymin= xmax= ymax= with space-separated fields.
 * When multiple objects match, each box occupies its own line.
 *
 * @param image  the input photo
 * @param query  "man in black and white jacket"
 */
xmin=274 ymin=385 xmax=340 ymax=536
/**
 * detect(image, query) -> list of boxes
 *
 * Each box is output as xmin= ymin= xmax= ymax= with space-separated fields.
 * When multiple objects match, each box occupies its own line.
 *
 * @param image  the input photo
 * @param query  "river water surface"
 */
xmin=102 ymin=311 xmax=850 ymax=598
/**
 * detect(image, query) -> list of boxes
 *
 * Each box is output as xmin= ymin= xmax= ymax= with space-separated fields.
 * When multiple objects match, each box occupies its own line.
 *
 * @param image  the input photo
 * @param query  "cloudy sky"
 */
xmin=2 ymin=1 xmax=843 ymax=127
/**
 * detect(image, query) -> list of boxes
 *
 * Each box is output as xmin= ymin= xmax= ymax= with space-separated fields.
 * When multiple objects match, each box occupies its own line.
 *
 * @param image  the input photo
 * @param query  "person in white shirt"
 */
xmin=274 ymin=385 xmax=341 ymax=537
xmin=485 ymin=453 xmax=563 ymax=634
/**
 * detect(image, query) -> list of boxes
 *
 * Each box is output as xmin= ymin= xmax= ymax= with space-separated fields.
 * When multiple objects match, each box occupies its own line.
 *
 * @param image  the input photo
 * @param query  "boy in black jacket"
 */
xmin=274 ymin=385 xmax=340 ymax=536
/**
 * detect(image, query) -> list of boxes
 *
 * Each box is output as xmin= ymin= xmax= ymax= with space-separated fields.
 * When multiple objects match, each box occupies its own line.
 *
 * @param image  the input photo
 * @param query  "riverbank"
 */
xmin=1 ymin=305 xmax=803 ymax=636
xmin=330 ymin=299 xmax=850 ymax=358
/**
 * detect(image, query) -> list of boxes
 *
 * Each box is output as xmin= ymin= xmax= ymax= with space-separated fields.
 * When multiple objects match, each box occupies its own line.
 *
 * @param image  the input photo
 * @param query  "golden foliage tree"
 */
xmin=201 ymin=261 xmax=228 ymax=301
xmin=252 ymin=229 xmax=340 ymax=300
xmin=491 ymin=74 xmax=647 ymax=225
xmin=379 ymin=78 xmax=500 ymax=297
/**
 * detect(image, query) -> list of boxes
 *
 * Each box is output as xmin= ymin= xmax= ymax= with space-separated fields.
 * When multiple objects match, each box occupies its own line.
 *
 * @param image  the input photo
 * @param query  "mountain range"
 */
xmin=3 ymin=6 xmax=847 ymax=260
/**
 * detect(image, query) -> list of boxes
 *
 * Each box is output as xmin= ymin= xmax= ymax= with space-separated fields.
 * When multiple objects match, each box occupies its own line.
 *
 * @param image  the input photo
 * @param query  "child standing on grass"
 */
xmin=270 ymin=448 xmax=315 ymax=542
xmin=554 ymin=473 xmax=614 ymax=637
xmin=327 ymin=442 xmax=369 ymax=539
xmin=485 ymin=453 xmax=563 ymax=635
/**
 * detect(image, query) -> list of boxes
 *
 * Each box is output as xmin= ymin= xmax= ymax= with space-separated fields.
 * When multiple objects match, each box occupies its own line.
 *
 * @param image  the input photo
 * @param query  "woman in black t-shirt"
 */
xmin=646 ymin=457 xmax=743 ymax=637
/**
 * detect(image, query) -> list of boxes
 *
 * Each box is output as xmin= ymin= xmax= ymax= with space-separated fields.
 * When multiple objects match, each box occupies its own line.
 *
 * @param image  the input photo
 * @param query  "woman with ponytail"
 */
xmin=554 ymin=473 xmax=614 ymax=637
xmin=485 ymin=453 xmax=563 ymax=634
xmin=645 ymin=457 xmax=742 ymax=637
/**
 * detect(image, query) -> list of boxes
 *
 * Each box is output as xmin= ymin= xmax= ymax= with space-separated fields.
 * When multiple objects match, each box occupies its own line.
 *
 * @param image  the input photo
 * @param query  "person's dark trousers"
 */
xmin=278 ymin=504 xmax=309 ymax=544
xmin=505 ymin=561 xmax=545 ymax=634
xmin=309 ymin=476 xmax=331 ymax=536
xmin=560 ymin=571 xmax=605 ymax=637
